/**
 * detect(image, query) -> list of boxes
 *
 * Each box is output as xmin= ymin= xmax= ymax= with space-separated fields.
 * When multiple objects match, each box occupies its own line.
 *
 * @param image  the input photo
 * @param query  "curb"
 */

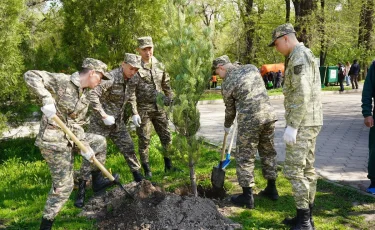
xmin=199 ymin=89 xmax=363 ymax=104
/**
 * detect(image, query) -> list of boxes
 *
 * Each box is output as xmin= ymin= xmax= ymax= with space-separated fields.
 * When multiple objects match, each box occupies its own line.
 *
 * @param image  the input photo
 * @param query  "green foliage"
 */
xmin=62 ymin=0 xmax=167 ymax=69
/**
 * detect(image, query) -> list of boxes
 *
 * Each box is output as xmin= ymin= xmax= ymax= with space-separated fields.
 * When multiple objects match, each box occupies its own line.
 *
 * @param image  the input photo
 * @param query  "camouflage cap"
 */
xmin=137 ymin=36 xmax=154 ymax=49
xmin=212 ymin=55 xmax=231 ymax=71
xmin=82 ymin=58 xmax=111 ymax=80
xmin=268 ymin=23 xmax=296 ymax=47
xmin=124 ymin=53 xmax=142 ymax=69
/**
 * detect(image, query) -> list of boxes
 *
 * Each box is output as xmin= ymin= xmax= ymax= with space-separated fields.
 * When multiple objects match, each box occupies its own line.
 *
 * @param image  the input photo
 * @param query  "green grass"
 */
xmin=1 ymin=133 xmax=375 ymax=229
xmin=200 ymin=90 xmax=223 ymax=101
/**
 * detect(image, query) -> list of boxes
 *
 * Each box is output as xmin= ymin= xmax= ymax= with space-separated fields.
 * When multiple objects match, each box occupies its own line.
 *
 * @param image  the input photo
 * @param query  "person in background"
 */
xmin=211 ymin=75 xmax=218 ymax=89
xmin=349 ymin=59 xmax=360 ymax=89
xmin=345 ymin=61 xmax=351 ymax=86
xmin=338 ymin=62 xmax=345 ymax=92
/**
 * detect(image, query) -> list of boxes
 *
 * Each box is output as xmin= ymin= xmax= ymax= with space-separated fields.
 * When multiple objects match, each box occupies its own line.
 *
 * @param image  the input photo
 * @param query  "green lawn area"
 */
xmin=1 ymin=132 xmax=374 ymax=229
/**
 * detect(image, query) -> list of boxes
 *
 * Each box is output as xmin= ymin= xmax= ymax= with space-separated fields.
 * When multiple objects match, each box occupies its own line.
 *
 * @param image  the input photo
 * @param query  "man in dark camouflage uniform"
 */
xmin=270 ymin=23 xmax=323 ymax=230
xmin=24 ymin=58 xmax=118 ymax=230
xmin=126 ymin=36 xmax=174 ymax=177
xmin=74 ymin=53 xmax=144 ymax=208
xmin=213 ymin=55 xmax=279 ymax=209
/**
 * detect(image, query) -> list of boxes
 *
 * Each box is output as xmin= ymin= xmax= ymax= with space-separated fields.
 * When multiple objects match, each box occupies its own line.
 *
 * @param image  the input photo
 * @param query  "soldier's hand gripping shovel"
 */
xmin=51 ymin=115 xmax=133 ymax=198
xmin=211 ymin=132 xmax=228 ymax=189
xmin=222 ymin=119 xmax=237 ymax=169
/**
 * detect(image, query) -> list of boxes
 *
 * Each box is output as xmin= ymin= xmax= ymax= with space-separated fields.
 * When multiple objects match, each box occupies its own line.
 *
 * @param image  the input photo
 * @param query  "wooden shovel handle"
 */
xmin=51 ymin=115 xmax=115 ymax=181
xmin=227 ymin=119 xmax=237 ymax=155
xmin=221 ymin=132 xmax=228 ymax=162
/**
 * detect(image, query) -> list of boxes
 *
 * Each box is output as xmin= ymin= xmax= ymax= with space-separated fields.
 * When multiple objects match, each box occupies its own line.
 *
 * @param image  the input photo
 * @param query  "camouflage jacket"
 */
xmin=222 ymin=64 xmax=277 ymax=128
xmin=283 ymin=43 xmax=323 ymax=128
xmin=24 ymin=71 xmax=90 ymax=151
xmin=126 ymin=56 xmax=173 ymax=114
xmin=89 ymin=67 xmax=132 ymax=128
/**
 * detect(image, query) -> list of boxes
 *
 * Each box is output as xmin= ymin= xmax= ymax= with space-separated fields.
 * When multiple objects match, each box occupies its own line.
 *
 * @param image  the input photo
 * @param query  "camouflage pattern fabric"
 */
xmin=268 ymin=23 xmax=296 ymax=47
xmin=282 ymin=41 xmax=323 ymax=209
xmin=283 ymin=43 xmax=323 ymax=128
xmin=40 ymin=148 xmax=74 ymax=220
xmin=212 ymin=55 xmax=231 ymax=70
xmin=221 ymin=64 xmax=277 ymax=128
xmin=284 ymin=126 xmax=321 ymax=209
xmin=137 ymin=36 xmax=154 ymax=48
xmin=82 ymin=57 xmax=111 ymax=80
xmin=235 ymin=119 xmax=278 ymax=187
xmin=82 ymin=66 xmax=141 ymax=176
xmin=125 ymin=57 xmax=173 ymax=163
xmin=24 ymin=68 xmax=107 ymax=220
xmin=124 ymin=53 xmax=142 ymax=68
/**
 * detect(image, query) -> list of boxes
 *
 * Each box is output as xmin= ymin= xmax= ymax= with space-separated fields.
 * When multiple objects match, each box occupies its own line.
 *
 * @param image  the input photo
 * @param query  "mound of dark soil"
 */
xmin=80 ymin=180 xmax=241 ymax=230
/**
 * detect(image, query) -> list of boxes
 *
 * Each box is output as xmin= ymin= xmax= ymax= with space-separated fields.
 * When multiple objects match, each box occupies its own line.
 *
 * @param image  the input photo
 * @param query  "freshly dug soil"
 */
xmin=80 ymin=180 xmax=242 ymax=230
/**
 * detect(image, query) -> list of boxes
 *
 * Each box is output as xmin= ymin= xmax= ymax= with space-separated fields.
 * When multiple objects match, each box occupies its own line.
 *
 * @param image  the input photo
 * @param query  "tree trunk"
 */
xmin=285 ymin=0 xmax=290 ymax=22
xmin=292 ymin=0 xmax=317 ymax=47
xmin=318 ymin=0 xmax=327 ymax=66
xmin=189 ymin=159 xmax=197 ymax=197
xmin=241 ymin=0 xmax=255 ymax=64
xmin=358 ymin=0 xmax=374 ymax=80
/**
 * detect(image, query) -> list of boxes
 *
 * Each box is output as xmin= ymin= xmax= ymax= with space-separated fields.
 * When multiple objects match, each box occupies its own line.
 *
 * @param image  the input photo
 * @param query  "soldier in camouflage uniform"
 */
xmin=126 ymin=36 xmax=175 ymax=177
xmin=24 ymin=58 xmax=119 ymax=230
xmin=74 ymin=53 xmax=144 ymax=208
xmin=212 ymin=55 xmax=279 ymax=209
xmin=270 ymin=23 xmax=323 ymax=230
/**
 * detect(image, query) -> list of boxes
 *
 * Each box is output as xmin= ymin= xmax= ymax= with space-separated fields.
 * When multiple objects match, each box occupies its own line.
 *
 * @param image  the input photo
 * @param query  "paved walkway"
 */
xmin=197 ymin=88 xmax=372 ymax=193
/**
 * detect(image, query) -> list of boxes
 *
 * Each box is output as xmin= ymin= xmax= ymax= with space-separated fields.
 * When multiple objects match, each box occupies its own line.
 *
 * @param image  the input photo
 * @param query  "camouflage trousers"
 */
xmin=137 ymin=108 xmax=171 ymax=164
xmin=40 ymin=133 xmax=106 ymax=220
xmin=284 ymin=126 xmax=321 ymax=209
xmin=79 ymin=121 xmax=141 ymax=180
xmin=235 ymin=120 xmax=278 ymax=188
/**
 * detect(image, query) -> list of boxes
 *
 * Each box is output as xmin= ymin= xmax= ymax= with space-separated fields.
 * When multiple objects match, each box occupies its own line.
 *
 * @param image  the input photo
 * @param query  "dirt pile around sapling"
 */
xmin=80 ymin=180 xmax=241 ymax=230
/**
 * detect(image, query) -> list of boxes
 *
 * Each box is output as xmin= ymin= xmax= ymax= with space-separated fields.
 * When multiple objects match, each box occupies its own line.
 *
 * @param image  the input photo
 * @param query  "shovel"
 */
xmin=211 ymin=132 xmax=228 ymax=189
xmin=51 ymin=115 xmax=133 ymax=198
xmin=222 ymin=119 xmax=237 ymax=169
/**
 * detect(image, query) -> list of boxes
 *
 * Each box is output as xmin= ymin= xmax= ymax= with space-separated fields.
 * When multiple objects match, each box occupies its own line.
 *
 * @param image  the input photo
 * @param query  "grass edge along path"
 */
xmin=1 ymin=134 xmax=375 ymax=229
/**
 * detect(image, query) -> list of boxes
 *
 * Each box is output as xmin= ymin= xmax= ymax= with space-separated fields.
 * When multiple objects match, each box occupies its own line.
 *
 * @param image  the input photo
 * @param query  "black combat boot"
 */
xmin=164 ymin=157 xmax=182 ymax=172
xmin=132 ymin=170 xmax=144 ymax=182
xmin=74 ymin=179 xmax=86 ymax=208
xmin=40 ymin=217 xmax=54 ymax=230
xmin=91 ymin=170 xmax=119 ymax=193
xmin=258 ymin=179 xmax=279 ymax=200
xmin=290 ymin=208 xmax=314 ymax=230
xmin=283 ymin=204 xmax=315 ymax=229
xmin=142 ymin=163 xmax=152 ymax=178
xmin=230 ymin=187 xmax=254 ymax=209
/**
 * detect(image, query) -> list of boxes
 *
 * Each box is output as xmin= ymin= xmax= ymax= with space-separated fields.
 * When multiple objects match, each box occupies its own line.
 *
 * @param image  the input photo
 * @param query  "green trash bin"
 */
xmin=319 ymin=66 xmax=338 ymax=87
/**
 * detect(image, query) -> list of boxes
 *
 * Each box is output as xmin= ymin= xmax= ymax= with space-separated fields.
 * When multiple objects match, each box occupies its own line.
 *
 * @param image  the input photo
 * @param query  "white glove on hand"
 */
xmin=283 ymin=126 xmax=298 ymax=145
xmin=224 ymin=126 xmax=231 ymax=134
xmin=132 ymin=115 xmax=142 ymax=127
xmin=81 ymin=146 xmax=94 ymax=163
xmin=41 ymin=104 xmax=56 ymax=119
xmin=102 ymin=115 xmax=115 ymax=126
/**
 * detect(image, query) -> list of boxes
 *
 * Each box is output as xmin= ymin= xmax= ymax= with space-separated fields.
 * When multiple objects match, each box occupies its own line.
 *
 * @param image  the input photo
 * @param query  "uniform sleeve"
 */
xmin=23 ymin=70 xmax=56 ymax=106
xmin=89 ymin=80 xmax=113 ymax=118
xmin=125 ymin=74 xmax=139 ymax=115
xmin=362 ymin=64 xmax=375 ymax=117
xmin=162 ymin=71 xmax=173 ymax=99
xmin=222 ymin=82 xmax=236 ymax=128
xmin=285 ymin=61 xmax=310 ymax=128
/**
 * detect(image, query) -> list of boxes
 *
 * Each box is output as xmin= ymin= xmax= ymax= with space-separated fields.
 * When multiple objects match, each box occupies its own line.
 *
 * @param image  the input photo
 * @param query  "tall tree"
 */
xmin=159 ymin=0 xmax=213 ymax=197
xmin=292 ymin=0 xmax=317 ymax=47
xmin=318 ymin=0 xmax=327 ymax=66
xmin=358 ymin=0 xmax=374 ymax=78
xmin=239 ymin=0 xmax=256 ymax=64
xmin=0 ymin=0 xmax=27 ymax=135
xmin=285 ymin=0 xmax=291 ymax=22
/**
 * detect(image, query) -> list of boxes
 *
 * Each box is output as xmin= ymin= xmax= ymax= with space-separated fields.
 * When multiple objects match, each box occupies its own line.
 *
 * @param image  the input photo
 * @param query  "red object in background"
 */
xmin=260 ymin=63 xmax=285 ymax=76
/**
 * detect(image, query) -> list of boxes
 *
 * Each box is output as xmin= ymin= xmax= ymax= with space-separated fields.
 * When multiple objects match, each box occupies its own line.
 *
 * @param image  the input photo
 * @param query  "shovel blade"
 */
xmin=211 ymin=166 xmax=225 ymax=189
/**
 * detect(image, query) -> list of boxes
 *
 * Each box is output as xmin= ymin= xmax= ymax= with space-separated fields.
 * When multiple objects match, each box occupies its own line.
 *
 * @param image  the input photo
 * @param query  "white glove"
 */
xmin=102 ymin=115 xmax=115 ymax=126
xmin=224 ymin=126 xmax=231 ymax=134
xmin=81 ymin=146 xmax=94 ymax=162
xmin=41 ymin=104 xmax=56 ymax=119
xmin=132 ymin=115 xmax=142 ymax=127
xmin=283 ymin=126 xmax=298 ymax=145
